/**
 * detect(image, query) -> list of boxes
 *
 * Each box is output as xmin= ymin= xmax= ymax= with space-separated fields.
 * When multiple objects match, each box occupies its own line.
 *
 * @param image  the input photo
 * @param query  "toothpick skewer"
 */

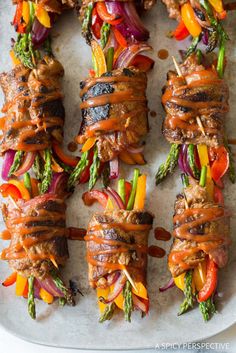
xmin=8 ymin=196 xmax=20 ymax=210
xmin=172 ymin=56 xmax=206 ymax=136
xmin=119 ymin=261 xmax=138 ymax=292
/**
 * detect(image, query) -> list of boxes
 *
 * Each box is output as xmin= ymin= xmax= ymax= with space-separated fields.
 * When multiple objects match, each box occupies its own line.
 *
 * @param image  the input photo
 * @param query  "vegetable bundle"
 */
xmin=83 ymin=169 xmax=153 ymax=322
xmin=70 ymin=0 xmax=155 ymax=190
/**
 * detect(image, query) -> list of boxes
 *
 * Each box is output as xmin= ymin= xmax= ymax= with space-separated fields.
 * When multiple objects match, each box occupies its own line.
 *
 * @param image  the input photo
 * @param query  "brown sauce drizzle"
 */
xmin=155 ymin=227 xmax=171 ymax=241
xmin=148 ymin=245 xmax=166 ymax=258
xmin=67 ymin=141 xmax=77 ymax=152
xmin=157 ymin=49 xmax=169 ymax=60
xmin=67 ymin=227 xmax=86 ymax=240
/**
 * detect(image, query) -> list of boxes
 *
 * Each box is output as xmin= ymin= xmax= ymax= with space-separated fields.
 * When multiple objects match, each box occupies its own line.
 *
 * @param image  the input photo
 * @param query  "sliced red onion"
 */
xmin=178 ymin=144 xmax=194 ymax=177
xmin=38 ymin=277 xmax=64 ymax=298
xmin=114 ymin=43 xmax=152 ymax=69
xmin=109 ymin=157 xmax=119 ymax=180
xmin=106 ymin=271 xmax=121 ymax=287
xmin=106 ymin=186 xmax=125 ymax=209
xmin=202 ymin=30 xmax=209 ymax=45
xmin=34 ymin=279 xmax=42 ymax=299
xmin=106 ymin=2 xmax=149 ymax=42
xmin=14 ymin=152 xmax=36 ymax=177
xmin=2 ymin=150 xmax=16 ymax=180
xmin=47 ymin=172 xmax=69 ymax=196
xmin=127 ymin=145 xmax=144 ymax=154
xmin=132 ymin=294 xmax=149 ymax=314
xmin=31 ymin=18 xmax=50 ymax=47
xmin=99 ymin=272 xmax=126 ymax=304
xmin=159 ymin=278 xmax=175 ymax=292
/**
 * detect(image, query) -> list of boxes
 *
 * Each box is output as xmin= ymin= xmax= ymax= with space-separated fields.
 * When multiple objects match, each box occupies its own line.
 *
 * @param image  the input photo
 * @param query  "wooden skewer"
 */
xmin=8 ymin=196 xmax=20 ymax=210
xmin=119 ymin=261 xmax=138 ymax=292
xmin=172 ymin=56 xmax=206 ymax=136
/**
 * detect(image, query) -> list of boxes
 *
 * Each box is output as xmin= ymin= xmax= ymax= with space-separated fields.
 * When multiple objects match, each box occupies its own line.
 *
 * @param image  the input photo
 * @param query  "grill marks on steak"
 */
xmin=86 ymin=210 xmax=153 ymax=288
xmin=78 ymin=67 xmax=149 ymax=162
xmin=0 ymin=57 xmax=64 ymax=154
xmin=1 ymin=194 xmax=69 ymax=279
xmin=162 ymin=54 xmax=229 ymax=147
xmin=168 ymin=179 xmax=231 ymax=278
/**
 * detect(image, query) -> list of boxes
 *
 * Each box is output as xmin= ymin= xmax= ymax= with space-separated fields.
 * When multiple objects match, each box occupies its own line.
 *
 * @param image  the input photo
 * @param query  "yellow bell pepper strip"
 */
xmin=10 ymin=50 xmax=21 ymax=66
xmin=22 ymin=1 xmax=30 ymax=27
xmin=181 ymin=3 xmax=202 ymax=38
xmin=174 ymin=272 xmax=195 ymax=293
xmin=197 ymin=144 xmax=214 ymax=198
xmin=208 ymin=0 xmax=224 ymax=14
xmin=82 ymin=137 xmax=97 ymax=153
xmin=133 ymin=174 xmax=146 ymax=210
xmin=193 ymin=261 xmax=207 ymax=291
xmin=105 ymin=197 xmax=114 ymax=210
xmin=15 ymin=274 xmax=28 ymax=296
xmin=97 ymin=287 xmax=110 ymax=313
xmin=114 ymin=292 xmax=124 ymax=310
xmin=35 ymin=5 xmax=51 ymax=28
xmin=8 ymin=179 xmax=31 ymax=201
xmin=132 ymin=282 xmax=148 ymax=300
xmin=91 ymin=40 xmax=107 ymax=77
xmin=40 ymin=288 xmax=54 ymax=304
xmin=130 ymin=152 xmax=146 ymax=165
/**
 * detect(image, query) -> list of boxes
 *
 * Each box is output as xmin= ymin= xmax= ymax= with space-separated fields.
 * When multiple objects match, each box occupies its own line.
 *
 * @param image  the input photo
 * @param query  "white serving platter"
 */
xmin=0 ymin=1 xmax=235 ymax=349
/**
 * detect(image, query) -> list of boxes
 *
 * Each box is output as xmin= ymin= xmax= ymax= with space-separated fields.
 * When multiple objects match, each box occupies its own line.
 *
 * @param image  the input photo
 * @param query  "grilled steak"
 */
xmin=168 ymin=178 xmax=231 ymax=278
xmin=86 ymin=209 xmax=154 ymax=288
xmin=78 ymin=67 xmax=148 ymax=162
xmin=162 ymin=54 xmax=229 ymax=147
xmin=0 ymin=56 xmax=65 ymax=155
xmin=1 ymin=193 xmax=69 ymax=280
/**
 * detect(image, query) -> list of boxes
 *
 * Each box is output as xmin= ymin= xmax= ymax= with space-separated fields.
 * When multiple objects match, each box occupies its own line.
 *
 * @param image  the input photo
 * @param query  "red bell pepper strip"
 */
xmin=2 ymin=272 xmax=17 ymax=287
xmin=92 ymin=6 xmax=103 ymax=39
xmin=172 ymin=19 xmax=190 ymax=41
xmin=13 ymin=2 xmax=26 ymax=34
xmin=198 ymin=258 xmax=218 ymax=302
xmin=130 ymin=55 xmax=154 ymax=72
xmin=112 ymin=27 xmax=127 ymax=47
xmin=82 ymin=190 xmax=108 ymax=208
xmin=79 ymin=149 xmax=94 ymax=184
xmin=125 ymin=181 xmax=132 ymax=207
xmin=209 ymin=146 xmax=229 ymax=183
xmin=0 ymin=183 xmax=22 ymax=200
xmin=96 ymin=2 xmax=123 ymax=25
xmin=213 ymin=185 xmax=224 ymax=205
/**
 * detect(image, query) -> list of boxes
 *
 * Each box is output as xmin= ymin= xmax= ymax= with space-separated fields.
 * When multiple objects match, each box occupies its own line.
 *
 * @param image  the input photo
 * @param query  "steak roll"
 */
xmin=0 ymin=56 xmax=65 ymax=155
xmin=86 ymin=209 xmax=153 ymax=288
xmin=1 ymin=193 xmax=69 ymax=279
xmin=168 ymin=179 xmax=231 ymax=278
xmin=162 ymin=54 xmax=229 ymax=148
xmin=13 ymin=0 xmax=77 ymax=14
xmin=77 ymin=67 xmax=148 ymax=162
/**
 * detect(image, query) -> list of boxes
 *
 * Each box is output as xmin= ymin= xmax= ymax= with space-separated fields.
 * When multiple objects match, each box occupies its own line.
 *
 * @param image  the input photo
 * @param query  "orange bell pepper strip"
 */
xmin=114 ymin=46 xmax=124 ymax=63
xmin=23 ymin=282 xmax=29 ymax=298
xmin=51 ymin=156 xmax=64 ymax=173
xmin=133 ymin=175 xmax=146 ymax=210
xmin=131 ymin=152 xmax=146 ymax=165
xmin=96 ymin=2 xmax=123 ymax=25
xmin=8 ymin=180 xmax=31 ymax=201
xmin=13 ymin=2 xmax=26 ymax=33
xmin=30 ymin=178 xmax=39 ymax=197
xmin=15 ymin=274 xmax=28 ymax=296
xmin=119 ymin=151 xmax=136 ymax=165
xmin=2 ymin=272 xmax=17 ymax=287
xmin=40 ymin=288 xmax=54 ymax=304
xmin=0 ymin=183 xmax=22 ymax=200
xmin=112 ymin=27 xmax=128 ymax=48
xmin=22 ymin=1 xmax=30 ymax=26
xmin=82 ymin=190 xmax=108 ymax=208
xmin=208 ymin=0 xmax=224 ymax=13
xmin=82 ymin=137 xmax=97 ymax=153
xmin=52 ymin=142 xmax=79 ymax=167
xmin=181 ymin=3 xmax=202 ymax=38
xmin=114 ymin=292 xmax=124 ymax=310
xmin=0 ymin=117 xmax=6 ymax=130
xmin=0 ymin=230 xmax=12 ymax=240
xmin=132 ymin=282 xmax=148 ymax=300
xmin=91 ymin=40 xmax=107 ymax=77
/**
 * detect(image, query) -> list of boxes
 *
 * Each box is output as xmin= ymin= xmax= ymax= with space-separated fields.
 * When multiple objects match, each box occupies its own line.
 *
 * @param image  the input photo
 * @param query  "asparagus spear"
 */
xmin=33 ymin=154 xmax=44 ymax=181
xmin=28 ymin=276 xmax=36 ymax=319
xmin=127 ymin=168 xmax=140 ymax=210
xmin=118 ymin=178 xmax=126 ymax=204
xmin=81 ymin=3 xmax=93 ymax=44
xmin=102 ymin=163 xmax=110 ymax=188
xmin=100 ymin=23 xmax=111 ymax=49
xmin=199 ymin=296 xmax=216 ymax=321
xmin=14 ymin=33 xmax=38 ymax=69
xmin=8 ymin=151 xmax=24 ymax=177
xmin=123 ymin=281 xmax=133 ymax=322
xmin=99 ymin=303 xmax=115 ymax=323
xmin=68 ymin=151 xmax=89 ymax=190
xmin=178 ymin=271 xmax=195 ymax=315
xmin=50 ymin=270 xmax=75 ymax=306
xmin=40 ymin=148 xmax=52 ymax=194
xmin=186 ymin=36 xmax=201 ymax=57
xmin=155 ymin=144 xmax=180 ymax=185
xmin=224 ymin=138 xmax=236 ymax=184
xmin=23 ymin=172 xmax=32 ymax=196
xmin=89 ymin=146 xmax=100 ymax=190
xmin=188 ymin=144 xmax=200 ymax=179
xmin=106 ymin=47 xmax=114 ymax=71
